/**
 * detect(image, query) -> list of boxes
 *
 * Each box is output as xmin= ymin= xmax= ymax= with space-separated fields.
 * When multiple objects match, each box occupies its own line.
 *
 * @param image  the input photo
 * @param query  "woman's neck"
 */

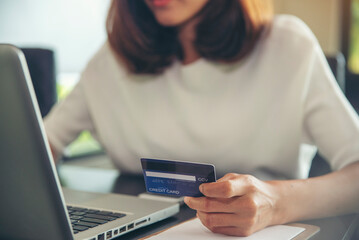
xmin=178 ymin=19 xmax=200 ymax=65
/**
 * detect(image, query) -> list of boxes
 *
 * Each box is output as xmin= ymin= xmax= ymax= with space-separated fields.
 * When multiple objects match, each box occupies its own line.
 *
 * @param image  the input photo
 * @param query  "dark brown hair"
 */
xmin=107 ymin=0 xmax=273 ymax=74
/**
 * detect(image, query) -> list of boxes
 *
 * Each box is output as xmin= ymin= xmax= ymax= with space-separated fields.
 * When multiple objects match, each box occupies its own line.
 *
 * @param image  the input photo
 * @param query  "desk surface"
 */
xmin=58 ymin=157 xmax=358 ymax=240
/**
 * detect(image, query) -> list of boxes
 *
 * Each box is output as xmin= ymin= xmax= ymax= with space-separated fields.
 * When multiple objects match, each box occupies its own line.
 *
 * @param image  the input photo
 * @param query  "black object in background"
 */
xmin=309 ymin=53 xmax=346 ymax=177
xmin=326 ymin=53 xmax=346 ymax=93
xmin=21 ymin=48 xmax=57 ymax=117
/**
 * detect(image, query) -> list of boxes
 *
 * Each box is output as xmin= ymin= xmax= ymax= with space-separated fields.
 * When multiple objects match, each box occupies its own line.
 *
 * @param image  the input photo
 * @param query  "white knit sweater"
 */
xmin=44 ymin=15 xmax=359 ymax=179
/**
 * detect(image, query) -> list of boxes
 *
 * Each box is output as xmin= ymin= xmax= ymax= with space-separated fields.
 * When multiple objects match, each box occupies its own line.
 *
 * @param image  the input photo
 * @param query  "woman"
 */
xmin=45 ymin=0 xmax=359 ymax=236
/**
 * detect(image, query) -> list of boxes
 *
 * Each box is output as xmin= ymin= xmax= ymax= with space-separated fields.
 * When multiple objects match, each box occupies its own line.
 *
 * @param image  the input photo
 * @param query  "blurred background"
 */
xmin=0 ymin=0 xmax=111 ymax=157
xmin=1 ymin=1 xmax=359 ymax=238
xmin=0 ymin=0 xmax=359 ymax=158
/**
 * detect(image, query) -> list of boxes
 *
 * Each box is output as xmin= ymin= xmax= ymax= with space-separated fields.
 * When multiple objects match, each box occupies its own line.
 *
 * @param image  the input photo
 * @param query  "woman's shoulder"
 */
xmin=264 ymin=14 xmax=319 ymax=50
xmin=251 ymin=14 xmax=321 ymax=67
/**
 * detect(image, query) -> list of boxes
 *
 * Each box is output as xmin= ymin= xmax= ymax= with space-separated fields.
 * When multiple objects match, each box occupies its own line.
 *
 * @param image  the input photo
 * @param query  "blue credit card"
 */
xmin=141 ymin=158 xmax=216 ymax=197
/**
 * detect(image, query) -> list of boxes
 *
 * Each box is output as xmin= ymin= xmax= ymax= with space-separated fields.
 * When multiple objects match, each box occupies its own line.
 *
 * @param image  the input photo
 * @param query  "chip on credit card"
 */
xmin=141 ymin=158 xmax=216 ymax=197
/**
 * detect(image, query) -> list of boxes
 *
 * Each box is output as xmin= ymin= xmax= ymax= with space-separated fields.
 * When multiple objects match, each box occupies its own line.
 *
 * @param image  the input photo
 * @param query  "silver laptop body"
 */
xmin=0 ymin=44 xmax=179 ymax=240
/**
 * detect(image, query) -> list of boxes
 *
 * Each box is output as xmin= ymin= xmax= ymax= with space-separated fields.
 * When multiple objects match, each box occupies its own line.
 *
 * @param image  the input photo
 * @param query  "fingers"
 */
xmin=183 ymin=173 xmax=276 ymax=237
xmin=185 ymin=194 xmax=260 ymax=216
xmin=197 ymin=211 xmax=239 ymax=228
xmin=217 ymin=173 xmax=239 ymax=182
xmin=196 ymin=212 xmax=257 ymax=237
xmin=184 ymin=196 xmax=237 ymax=213
xmin=200 ymin=173 xmax=258 ymax=198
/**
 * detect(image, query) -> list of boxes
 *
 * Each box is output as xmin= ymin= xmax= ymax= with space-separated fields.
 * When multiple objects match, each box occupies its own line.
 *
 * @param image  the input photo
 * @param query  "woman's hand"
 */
xmin=184 ymin=173 xmax=281 ymax=237
xmin=185 ymin=163 xmax=359 ymax=237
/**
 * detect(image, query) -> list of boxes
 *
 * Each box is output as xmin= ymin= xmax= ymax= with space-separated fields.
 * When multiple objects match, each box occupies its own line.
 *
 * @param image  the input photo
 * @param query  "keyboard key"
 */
xmin=72 ymin=225 xmax=89 ymax=232
xmin=70 ymin=215 xmax=83 ymax=220
xmin=97 ymin=211 xmax=126 ymax=219
xmin=86 ymin=209 xmax=100 ymax=214
xmin=97 ymin=211 xmax=114 ymax=216
xmin=84 ymin=214 xmax=116 ymax=221
xmin=75 ymin=221 xmax=99 ymax=228
xmin=72 ymin=211 xmax=87 ymax=216
xmin=82 ymin=217 xmax=108 ymax=224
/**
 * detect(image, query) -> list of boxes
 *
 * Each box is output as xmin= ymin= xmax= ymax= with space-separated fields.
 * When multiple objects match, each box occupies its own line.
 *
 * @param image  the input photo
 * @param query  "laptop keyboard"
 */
xmin=67 ymin=205 xmax=126 ymax=234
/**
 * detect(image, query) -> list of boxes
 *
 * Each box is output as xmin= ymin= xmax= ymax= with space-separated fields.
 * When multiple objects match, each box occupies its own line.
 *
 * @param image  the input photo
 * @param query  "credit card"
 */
xmin=141 ymin=158 xmax=216 ymax=197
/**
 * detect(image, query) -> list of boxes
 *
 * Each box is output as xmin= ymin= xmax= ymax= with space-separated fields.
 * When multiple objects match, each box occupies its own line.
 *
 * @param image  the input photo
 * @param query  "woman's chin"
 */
xmin=151 ymin=12 xmax=191 ymax=27
xmin=155 ymin=17 xmax=183 ymax=27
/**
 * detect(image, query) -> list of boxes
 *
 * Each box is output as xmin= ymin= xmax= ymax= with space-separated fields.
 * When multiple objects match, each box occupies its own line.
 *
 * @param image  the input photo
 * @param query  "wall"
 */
xmin=0 ymin=0 xmax=111 ymax=73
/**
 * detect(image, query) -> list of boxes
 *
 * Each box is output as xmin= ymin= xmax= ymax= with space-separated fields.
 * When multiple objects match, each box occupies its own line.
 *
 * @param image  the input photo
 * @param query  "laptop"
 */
xmin=0 ymin=44 xmax=179 ymax=240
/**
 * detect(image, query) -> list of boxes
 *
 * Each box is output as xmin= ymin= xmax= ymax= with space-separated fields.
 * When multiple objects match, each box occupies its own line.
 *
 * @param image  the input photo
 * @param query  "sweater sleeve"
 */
xmin=43 ymin=70 xmax=95 ymax=157
xmin=303 ymin=43 xmax=359 ymax=171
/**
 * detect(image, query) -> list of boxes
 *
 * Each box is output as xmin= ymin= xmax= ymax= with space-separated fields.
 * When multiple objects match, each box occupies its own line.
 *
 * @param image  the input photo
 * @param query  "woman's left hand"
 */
xmin=184 ymin=173 xmax=281 ymax=237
